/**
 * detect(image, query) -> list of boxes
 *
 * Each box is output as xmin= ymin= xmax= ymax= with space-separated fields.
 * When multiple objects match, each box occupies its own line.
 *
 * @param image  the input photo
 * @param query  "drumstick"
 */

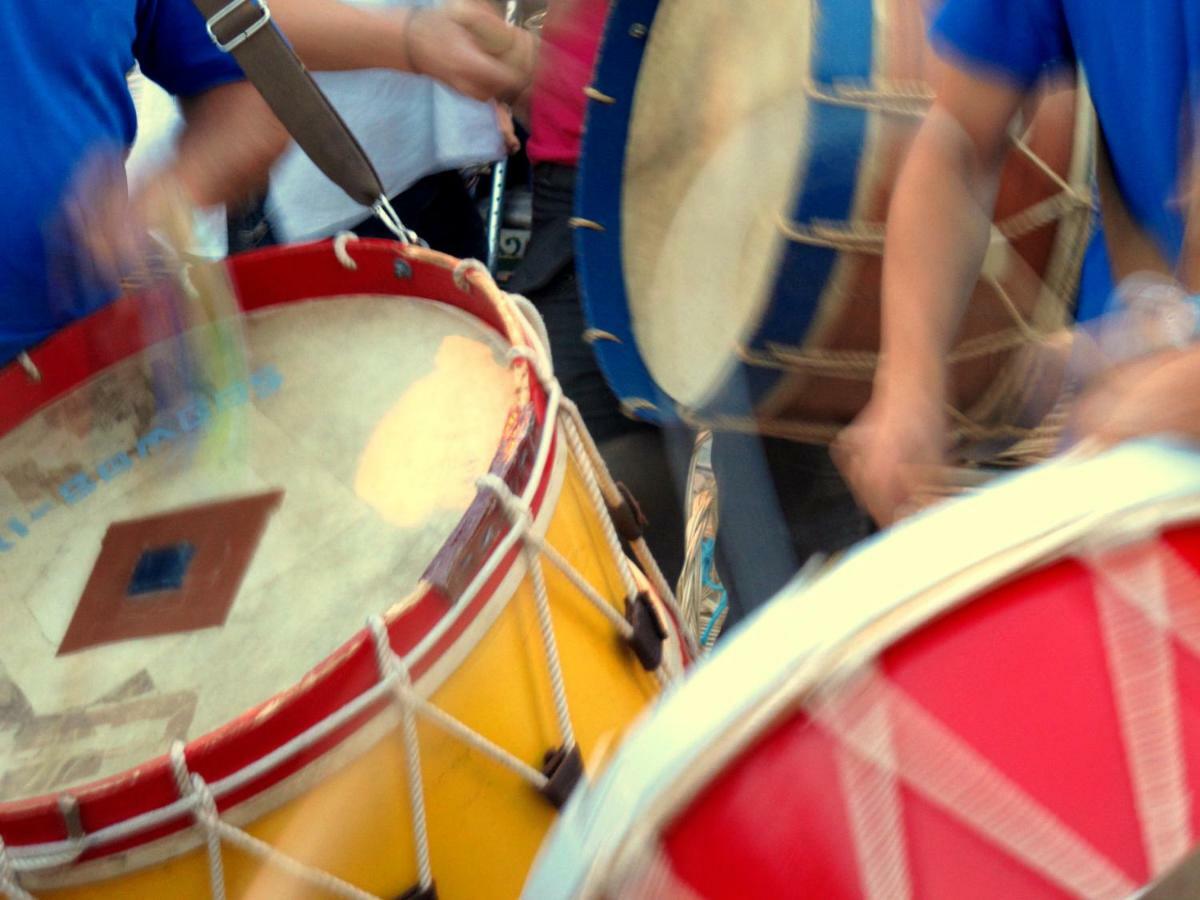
xmin=146 ymin=183 xmax=250 ymax=463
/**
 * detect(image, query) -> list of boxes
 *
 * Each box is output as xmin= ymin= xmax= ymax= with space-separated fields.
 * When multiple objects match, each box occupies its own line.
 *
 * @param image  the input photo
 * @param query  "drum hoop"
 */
xmin=533 ymin=446 xmax=1200 ymax=898
xmin=0 ymin=240 xmax=563 ymax=869
xmin=574 ymin=0 xmax=672 ymax=424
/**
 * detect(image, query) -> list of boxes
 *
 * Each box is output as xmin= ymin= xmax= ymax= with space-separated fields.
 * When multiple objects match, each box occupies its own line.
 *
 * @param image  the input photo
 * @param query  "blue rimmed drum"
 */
xmin=574 ymin=0 xmax=1094 ymax=444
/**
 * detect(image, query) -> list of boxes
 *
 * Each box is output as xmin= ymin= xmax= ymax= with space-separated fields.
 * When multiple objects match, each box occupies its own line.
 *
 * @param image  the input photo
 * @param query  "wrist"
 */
xmin=876 ymin=353 xmax=947 ymax=407
xmin=398 ymin=8 xmax=421 ymax=74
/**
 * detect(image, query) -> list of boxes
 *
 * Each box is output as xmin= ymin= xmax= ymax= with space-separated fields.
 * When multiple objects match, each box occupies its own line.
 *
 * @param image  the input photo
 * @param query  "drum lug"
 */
xmin=395 ymin=883 xmax=438 ymax=900
xmin=539 ymin=744 xmax=584 ymax=809
xmin=607 ymin=482 xmax=646 ymax=543
xmin=624 ymin=591 xmax=667 ymax=672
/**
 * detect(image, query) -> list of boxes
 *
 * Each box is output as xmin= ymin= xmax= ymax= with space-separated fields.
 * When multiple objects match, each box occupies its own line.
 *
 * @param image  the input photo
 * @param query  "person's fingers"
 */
xmin=67 ymin=178 xmax=135 ymax=285
xmin=447 ymin=48 xmax=522 ymax=100
xmin=834 ymin=434 xmax=900 ymax=527
xmin=444 ymin=0 xmax=512 ymax=54
xmin=409 ymin=16 xmax=524 ymax=101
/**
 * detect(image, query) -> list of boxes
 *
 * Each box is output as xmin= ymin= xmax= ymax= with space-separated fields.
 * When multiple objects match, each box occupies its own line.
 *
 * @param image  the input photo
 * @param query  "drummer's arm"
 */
xmin=268 ymin=0 xmax=528 ymax=103
xmin=876 ymin=58 xmax=1028 ymax=404
xmin=836 ymin=60 xmax=1031 ymax=524
xmin=74 ymin=81 xmax=284 ymax=284
xmin=168 ymin=82 xmax=289 ymax=208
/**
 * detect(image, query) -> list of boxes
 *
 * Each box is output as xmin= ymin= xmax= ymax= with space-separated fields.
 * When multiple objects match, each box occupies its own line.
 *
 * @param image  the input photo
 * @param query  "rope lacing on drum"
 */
xmin=333 ymin=232 xmax=360 ymax=269
xmin=500 ymin=279 xmax=694 ymax=661
xmin=368 ymin=620 xmax=435 ymax=898
xmin=767 ymin=51 xmax=1092 ymax=455
xmin=810 ymin=670 xmax=1136 ymax=899
xmin=453 ymin=258 xmax=490 ymax=293
xmin=479 ymin=471 xmax=645 ymax=651
xmin=169 ymin=742 xmax=379 ymax=900
xmin=478 ymin=475 xmax=581 ymax=745
xmin=1087 ymin=541 xmax=1197 ymax=877
xmin=170 ymin=744 xmax=228 ymax=900
xmin=0 ymin=249 xmax=683 ymax=896
xmin=368 ymin=618 xmax=552 ymax=791
xmin=808 ymin=532 xmax=1200 ymax=900
xmin=0 ymin=839 xmax=33 ymax=900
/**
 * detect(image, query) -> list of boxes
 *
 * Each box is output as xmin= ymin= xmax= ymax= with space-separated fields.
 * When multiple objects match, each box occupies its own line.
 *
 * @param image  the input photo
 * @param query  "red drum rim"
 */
xmin=0 ymin=239 xmax=557 ymax=866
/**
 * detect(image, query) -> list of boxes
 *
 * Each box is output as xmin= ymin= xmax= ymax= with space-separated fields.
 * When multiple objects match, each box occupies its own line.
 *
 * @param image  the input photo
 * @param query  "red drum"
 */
xmin=525 ymin=440 xmax=1200 ymax=899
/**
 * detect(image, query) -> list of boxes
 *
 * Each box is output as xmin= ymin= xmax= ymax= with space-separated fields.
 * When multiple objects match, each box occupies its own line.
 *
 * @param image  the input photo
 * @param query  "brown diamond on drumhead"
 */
xmin=58 ymin=489 xmax=284 ymax=655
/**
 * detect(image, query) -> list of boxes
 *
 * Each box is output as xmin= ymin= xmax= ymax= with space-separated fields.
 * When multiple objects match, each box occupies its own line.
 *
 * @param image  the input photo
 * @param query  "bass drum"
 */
xmin=526 ymin=439 xmax=1200 ymax=899
xmin=576 ymin=0 xmax=1094 ymax=444
xmin=0 ymin=240 xmax=688 ymax=899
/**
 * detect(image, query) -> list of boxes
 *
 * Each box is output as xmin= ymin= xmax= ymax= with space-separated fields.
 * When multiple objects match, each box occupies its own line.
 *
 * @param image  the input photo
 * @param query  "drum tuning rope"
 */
xmin=169 ymin=745 xmax=228 ymax=900
xmin=0 ymin=839 xmax=33 ymax=900
xmin=477 ymin=475 xmax=579 ymax=747
xmin=493 ymin=260 xmax=694 ymax=658
xmin=333 ymin=231 xmax=361 ymax=269
xmin=169 ymin=742 xmax=379 ymax=900
xmin=479 ymin=474 xmax=640 ymax=652
xmin=368 ymin=616 xmax=553 ymax=790
xmin=800 ymin=529 xmax=1200 ymax=899
xmin=809 ymin=670 xmax=1136 ymax=899
xmin=767 ymin=69 xmax=1093 ymax=452
xmin=367 ymin=621 xmax=435 ymax=898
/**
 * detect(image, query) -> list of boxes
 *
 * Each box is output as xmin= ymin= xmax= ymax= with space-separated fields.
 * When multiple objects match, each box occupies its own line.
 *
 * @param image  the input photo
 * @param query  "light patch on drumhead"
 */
xmin=621 ymin=0 xmax=811 ymax=408
xmin=354 ymin=334 xmax=516 ymax=528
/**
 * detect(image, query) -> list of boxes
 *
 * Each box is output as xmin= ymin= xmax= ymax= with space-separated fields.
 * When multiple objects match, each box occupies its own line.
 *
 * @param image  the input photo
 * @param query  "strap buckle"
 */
xmin=206 ymin=0 xmax=272 ymax=52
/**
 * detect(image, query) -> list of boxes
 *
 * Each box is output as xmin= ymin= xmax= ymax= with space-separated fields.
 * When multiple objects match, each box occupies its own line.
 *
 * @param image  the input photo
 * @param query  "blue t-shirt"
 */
xmin=0 ymin=0 xmax=242 ymax=365
xmin=932 ymin=0 xmax=1200 ymax=321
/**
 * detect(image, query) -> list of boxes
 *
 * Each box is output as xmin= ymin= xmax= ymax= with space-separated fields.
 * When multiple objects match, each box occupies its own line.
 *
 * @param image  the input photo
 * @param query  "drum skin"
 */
xmin=659 ymin=535 xmax=1200 ymax=899
xmin=524 ymin=441 xmax=1200 ymax=899
xmin=576 ymin=0 xmax=1093 ymax=439
xmin=0 ymin=242 xmax=685 ymax=899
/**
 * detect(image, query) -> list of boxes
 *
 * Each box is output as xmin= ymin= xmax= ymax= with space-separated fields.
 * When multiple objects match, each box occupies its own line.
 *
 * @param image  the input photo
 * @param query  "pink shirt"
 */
xmin=525 ymin=0 xmax=609 ymax=166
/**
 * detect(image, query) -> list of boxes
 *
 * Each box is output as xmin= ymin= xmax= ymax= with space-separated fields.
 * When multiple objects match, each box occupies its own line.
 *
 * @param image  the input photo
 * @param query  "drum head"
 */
xmin=526 ymin=440 xmax=1200 ymax=899
xmin=620 ymin=0 xmax=811 ymax=408
xmin=0 ymin=263 xmax=515 ymax=803
xmin=581 ymin=0 xmax=1090 ymax=433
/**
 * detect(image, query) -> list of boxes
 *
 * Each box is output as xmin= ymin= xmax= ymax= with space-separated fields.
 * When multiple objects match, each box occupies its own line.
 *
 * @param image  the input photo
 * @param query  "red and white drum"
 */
xmin=525 ymin=439 xmax=1200 ymax=899
xmin=0 ymin=240 xmax=688 ymax=900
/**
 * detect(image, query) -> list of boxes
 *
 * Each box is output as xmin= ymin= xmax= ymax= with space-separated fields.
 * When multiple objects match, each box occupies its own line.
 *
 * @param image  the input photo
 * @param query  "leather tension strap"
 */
xmin=189 ymin=0 xmax=385 ymax=209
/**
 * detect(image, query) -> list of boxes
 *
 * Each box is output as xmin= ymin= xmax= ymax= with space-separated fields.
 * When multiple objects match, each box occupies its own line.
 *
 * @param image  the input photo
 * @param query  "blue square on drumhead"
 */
xmin=127 ymin=543 xmax=196 ymax=597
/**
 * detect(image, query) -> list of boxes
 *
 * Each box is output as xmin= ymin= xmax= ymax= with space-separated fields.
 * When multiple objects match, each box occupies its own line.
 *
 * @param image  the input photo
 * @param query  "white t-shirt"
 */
xmin=267 ymin=0 xmax=504 ymax=242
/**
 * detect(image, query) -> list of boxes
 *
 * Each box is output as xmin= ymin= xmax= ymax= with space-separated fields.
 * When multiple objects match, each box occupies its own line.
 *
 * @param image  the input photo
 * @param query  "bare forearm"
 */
xmin=173 ymin=82 xmax=288 ymax=207
xmin=879 ymin=106 xmax=1003 ymax=399
xmin=269 ymin=0 xmax=411 ymax=71
xmin=270 ymin=0 xmax=525 ymax=102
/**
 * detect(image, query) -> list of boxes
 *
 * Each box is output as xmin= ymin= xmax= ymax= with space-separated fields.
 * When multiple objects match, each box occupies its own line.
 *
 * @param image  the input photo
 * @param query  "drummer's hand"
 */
xmin=64 ymin=153 xmax=187 ymax=288
xmin=442 ymin=0 xmax=538 ymax=104
xmin=833 ymin=385 xmax=949 ymax=527
xmin=402 ymin=6 xmax=530 ymax=103
xmin=1073 ymin=345 xmax=1200 ymax=447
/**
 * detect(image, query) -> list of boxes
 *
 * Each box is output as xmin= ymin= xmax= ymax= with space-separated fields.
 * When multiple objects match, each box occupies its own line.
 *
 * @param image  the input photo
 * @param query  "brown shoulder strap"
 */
xmin=190 ymin=0 xmax=385 ymax=209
